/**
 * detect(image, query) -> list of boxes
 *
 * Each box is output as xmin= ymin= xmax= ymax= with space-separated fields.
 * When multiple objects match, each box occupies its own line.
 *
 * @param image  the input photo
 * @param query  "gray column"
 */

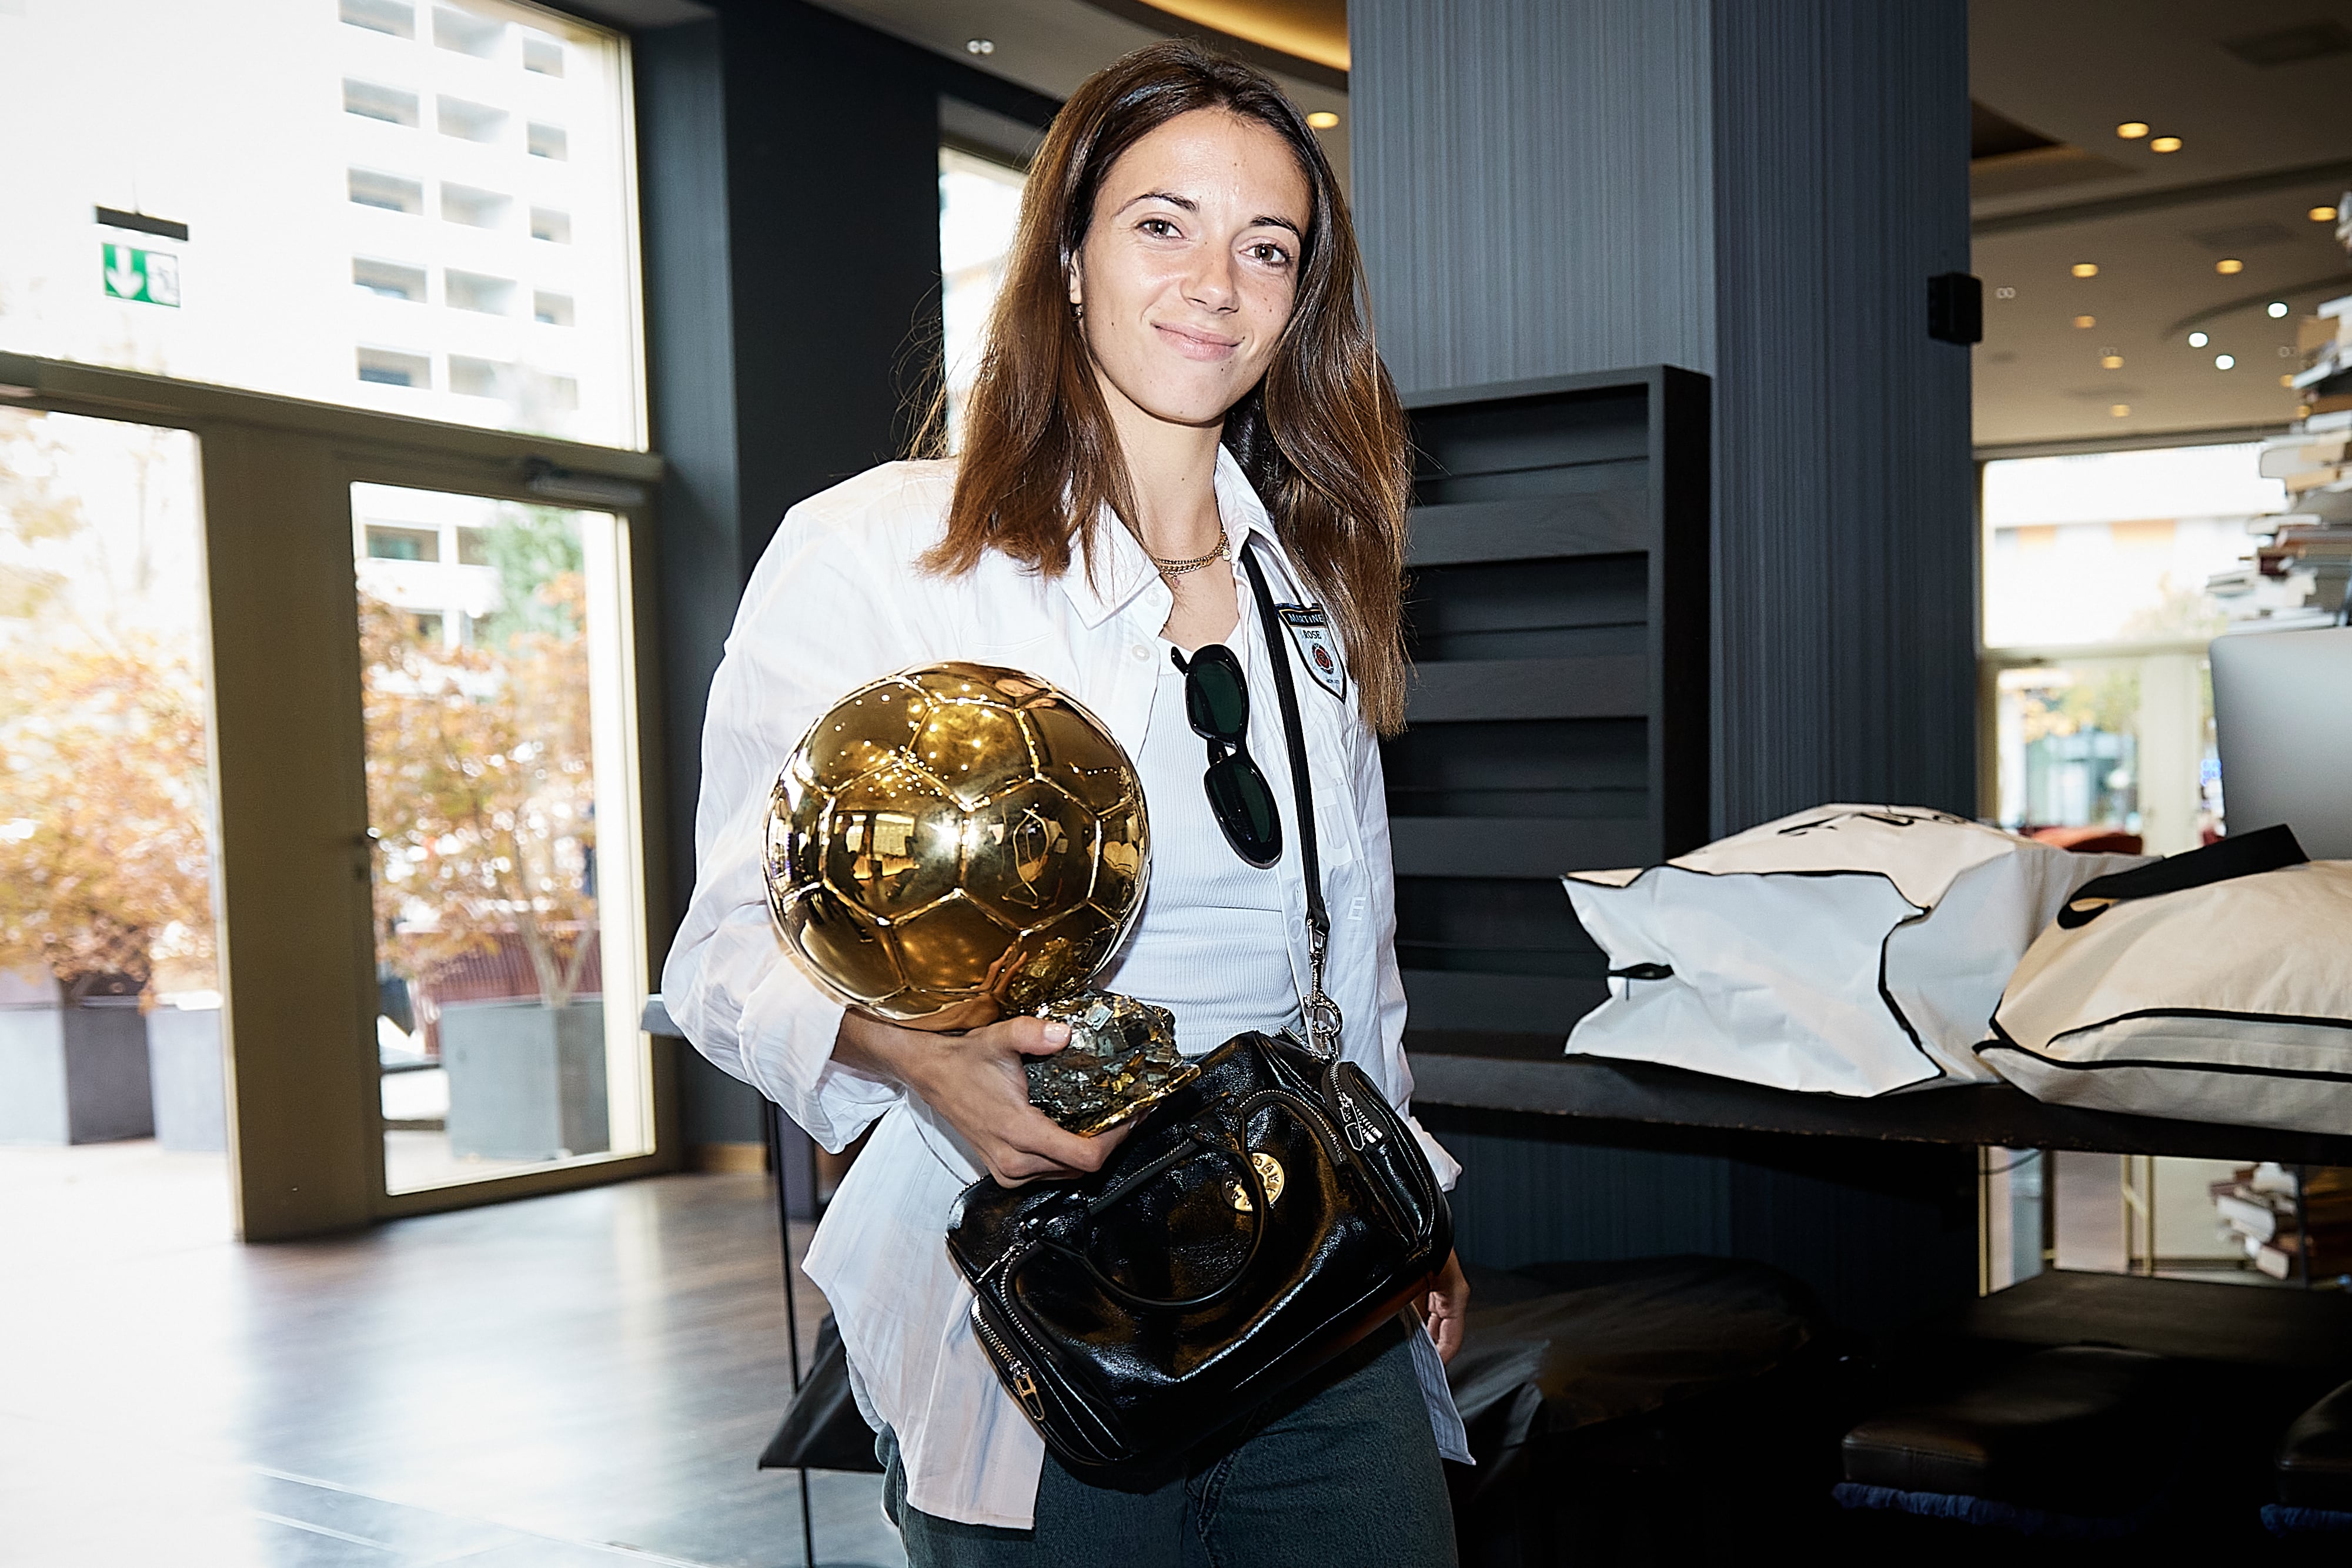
xmin=1353 ymin=0 xmax=1975 ymax=834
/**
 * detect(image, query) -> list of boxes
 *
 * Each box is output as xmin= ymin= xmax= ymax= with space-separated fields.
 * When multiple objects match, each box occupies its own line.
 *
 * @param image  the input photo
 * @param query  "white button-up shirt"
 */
xmin=662 ymin=449 xmax=1467 ymax=1529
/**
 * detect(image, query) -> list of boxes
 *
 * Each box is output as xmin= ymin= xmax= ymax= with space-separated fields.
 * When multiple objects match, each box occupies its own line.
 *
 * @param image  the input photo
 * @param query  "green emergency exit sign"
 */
xmin=102 ymin=242 xmax=179 ymax=307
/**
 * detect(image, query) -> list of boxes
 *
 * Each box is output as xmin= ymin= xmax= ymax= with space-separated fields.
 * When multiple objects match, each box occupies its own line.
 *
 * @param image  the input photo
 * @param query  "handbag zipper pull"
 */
xmin=1334 ymin=1084 xmax=1385 ymax=1149
xmin=1008 ymin=1360 xmax=1044 ymax=1420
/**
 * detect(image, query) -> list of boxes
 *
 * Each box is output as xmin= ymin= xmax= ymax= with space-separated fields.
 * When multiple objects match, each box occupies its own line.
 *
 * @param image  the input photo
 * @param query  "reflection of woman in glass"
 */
xmin=667 ymin=42 xmax=1467 ymax=1566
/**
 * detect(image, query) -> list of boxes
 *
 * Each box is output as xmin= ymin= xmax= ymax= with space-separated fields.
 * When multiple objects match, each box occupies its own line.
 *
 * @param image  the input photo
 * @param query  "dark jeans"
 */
xmin=879 ymin=1322 xmax=1458 ymax=1567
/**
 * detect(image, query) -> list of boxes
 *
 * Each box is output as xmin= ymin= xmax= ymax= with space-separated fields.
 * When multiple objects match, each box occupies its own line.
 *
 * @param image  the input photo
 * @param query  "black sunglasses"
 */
xmin=1172 ymin=645 xmax=1282 ymax=868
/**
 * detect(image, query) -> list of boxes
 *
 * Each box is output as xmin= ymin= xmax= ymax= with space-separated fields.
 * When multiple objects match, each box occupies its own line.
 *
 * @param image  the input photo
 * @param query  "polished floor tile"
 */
xmin=0 ymin=1146 xmax=901 ymax=1568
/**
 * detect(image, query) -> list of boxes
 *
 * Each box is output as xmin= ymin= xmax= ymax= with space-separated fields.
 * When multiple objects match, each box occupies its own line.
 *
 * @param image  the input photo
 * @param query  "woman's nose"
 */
xmin=1186 ymin=249 xmax=1238 ymax=312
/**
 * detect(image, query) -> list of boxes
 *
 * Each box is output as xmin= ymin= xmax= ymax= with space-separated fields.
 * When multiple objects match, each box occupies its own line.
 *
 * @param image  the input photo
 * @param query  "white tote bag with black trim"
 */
xmin=1560 ymin=805 xmax=2150 ymax=1097
xmin=1982 ymin=827 xmax=2352 ymax=1134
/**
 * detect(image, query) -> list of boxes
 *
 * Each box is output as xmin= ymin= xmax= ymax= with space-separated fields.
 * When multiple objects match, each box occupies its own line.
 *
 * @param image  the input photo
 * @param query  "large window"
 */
xmin=938 ymin=145 xmax=1026 ymax=449
xmin=1980 ymin=443 xmax=2284 ymax=853
xmin=355 ymin=483 xmax=649 ymax=1194
xmin=0 ymin=0 xmax=643 ymax=449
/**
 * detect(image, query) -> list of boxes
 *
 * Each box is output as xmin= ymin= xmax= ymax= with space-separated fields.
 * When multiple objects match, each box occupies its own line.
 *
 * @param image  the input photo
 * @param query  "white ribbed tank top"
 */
xmin=1093 ymin=600 xmax=1299 ymax=1056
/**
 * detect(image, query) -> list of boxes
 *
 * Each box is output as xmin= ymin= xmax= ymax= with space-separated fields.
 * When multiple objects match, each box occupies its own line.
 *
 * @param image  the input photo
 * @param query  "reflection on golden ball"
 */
xmin=764 ymin=664 xmax=1149 ymax=1025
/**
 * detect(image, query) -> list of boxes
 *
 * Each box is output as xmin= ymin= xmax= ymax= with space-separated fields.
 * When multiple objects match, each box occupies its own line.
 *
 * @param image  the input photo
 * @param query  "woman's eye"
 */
xmin=1138 ymin=218 xmax=1178 ymax=238
xmin=1248 ymin=242 xmax=1292 ymax=267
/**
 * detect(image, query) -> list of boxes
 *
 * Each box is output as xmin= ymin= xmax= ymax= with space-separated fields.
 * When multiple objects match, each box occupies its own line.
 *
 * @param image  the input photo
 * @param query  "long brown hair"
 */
xmin=923 ymin=41 xmax=1414 ymax=733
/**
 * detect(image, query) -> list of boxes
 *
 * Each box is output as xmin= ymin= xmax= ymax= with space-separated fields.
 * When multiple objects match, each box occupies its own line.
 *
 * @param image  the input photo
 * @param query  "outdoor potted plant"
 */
xmin=0 ymin=635 xmax=216 ymax=1146
xmin=361 ymin=510 xmax=608 ymax=1163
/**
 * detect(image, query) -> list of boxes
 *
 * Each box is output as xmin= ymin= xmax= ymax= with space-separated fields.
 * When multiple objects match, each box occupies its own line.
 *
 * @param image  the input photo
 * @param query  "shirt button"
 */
xmin=1129 ymin=644 xmax=1151 ymax=662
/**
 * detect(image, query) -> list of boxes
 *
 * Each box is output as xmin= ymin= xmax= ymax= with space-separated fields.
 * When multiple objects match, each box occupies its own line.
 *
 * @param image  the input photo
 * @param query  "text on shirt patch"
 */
xmin=1278 ymin=604 xmax=1346 ymax=700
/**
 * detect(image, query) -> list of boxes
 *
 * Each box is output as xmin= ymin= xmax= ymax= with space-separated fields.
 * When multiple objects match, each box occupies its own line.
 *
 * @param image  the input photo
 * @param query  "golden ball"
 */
xmin=764 ymin=664 xmax=1148 ymax=1025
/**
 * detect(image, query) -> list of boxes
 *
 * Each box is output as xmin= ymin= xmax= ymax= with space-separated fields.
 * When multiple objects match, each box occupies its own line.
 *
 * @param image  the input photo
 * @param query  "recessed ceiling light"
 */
xmin=2189 ymin=331 xmax=2209 ymax=347
xmin=965 ymin=37 xmax=995 ymax=54
xmin=2150 ymin=135 xmax=2183 ymax=153
xmin=2074 ymin=315 xmax=2096 ymax=329
xmin=2268 ymin=301 xmax=2290 ymax=318
xmin=2072 ymin=262 xmax=2099 ymax=278
xmin=2216 ymin=353 xmax=2236 ymax=369
xmin=2313 ymin=206 xmax=2341 ymax=222
xmin=1307 ymin=111 xmax=1340 ymax=129
xmin=2101 ymin=355 xmax=2124 ymax=369
xmin=2110 ymin=403 xmax=2131 ymax=417
xmin=2216 ymin=258 xmax=2244 ymax=275
xmin=2116 ymin=121 xmax=2150 ymax=138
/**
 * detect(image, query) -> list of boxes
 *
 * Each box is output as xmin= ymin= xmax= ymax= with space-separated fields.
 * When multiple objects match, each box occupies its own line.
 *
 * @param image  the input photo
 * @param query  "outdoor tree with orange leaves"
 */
xmin=362 ymin=512 xmax=600 ymax=1011
xmin=0 ymin=409 xmax=215 ymax=1000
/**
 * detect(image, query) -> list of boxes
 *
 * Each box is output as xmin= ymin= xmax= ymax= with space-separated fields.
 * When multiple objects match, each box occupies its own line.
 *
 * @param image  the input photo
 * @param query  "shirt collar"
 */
xmin=1060 ymin=444 xmax=1295 ymax=628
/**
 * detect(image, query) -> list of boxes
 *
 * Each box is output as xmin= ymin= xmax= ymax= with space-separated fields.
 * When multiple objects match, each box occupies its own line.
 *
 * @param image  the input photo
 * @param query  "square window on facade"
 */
xmin=527 ymin=122 xmax=568 ymax=161
xmin=455 ymin=527 xmax=493 ymax=566
xmin=365 ymin=524 xmax=441 ymax=561
xmin=353 ymin=258 xmax=427 ymax=301
xmin=448 ymin=355 xmax=507 ymax=397
xmin=432 ymin=5 xmax=504 ymax=57
xmin=356 ymin=347 xmax=431 ymax=387
xmin=437 ymin=96 xmax=507 ymax=145
xmin=340 ymin=0 xmax=416 ymax=38
xmin=529 ymin=208 xmax=571 ymax=244
xmin=547 ymin=375 xmax=580 ymax=411
xmin=349 ymin=169 xmax=425 ymax=215
xmin=344 ymin=79 xmax=420 ymax=128
xmin=445 ymin=270 xmax=514 ymax=315
xmin=533 ymin=291 xmax=574 ymax=326
xmin=440 ymin=183 xmax=509 ymax=229
xmin=522 ymin=31 xmax=564 ymax=75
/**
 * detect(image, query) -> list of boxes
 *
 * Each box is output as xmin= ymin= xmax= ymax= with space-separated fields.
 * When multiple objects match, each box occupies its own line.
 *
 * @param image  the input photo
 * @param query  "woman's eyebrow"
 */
xmin=1112 ymin=191 xmax=1302 ymax=237
xmin=1115 ymin=190 xmax=1198 ymax=215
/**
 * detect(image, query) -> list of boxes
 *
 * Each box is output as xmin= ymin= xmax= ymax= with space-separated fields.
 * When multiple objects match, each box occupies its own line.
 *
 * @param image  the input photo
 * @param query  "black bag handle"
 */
xmin=1239 ymin=545 xmax=1342 ymax=1059
xmin=2057 ymin=822 xmax=2307 ymax=928
xmin=1067 ymin=1131 xmax=1270 ymax=1310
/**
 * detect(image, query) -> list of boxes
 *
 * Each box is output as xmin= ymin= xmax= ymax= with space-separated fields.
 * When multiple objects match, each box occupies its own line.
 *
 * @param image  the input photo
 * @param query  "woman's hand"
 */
xmin=834 ymin=1009 xmax=1130 ymax=1186
xmin=1425 ymin=1249 xmax=1469 ymax=1363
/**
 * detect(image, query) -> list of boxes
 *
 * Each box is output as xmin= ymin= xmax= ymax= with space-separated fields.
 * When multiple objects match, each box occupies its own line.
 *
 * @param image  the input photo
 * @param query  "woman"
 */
xmin=664 ymin=41 xmax=1468 ymax=1566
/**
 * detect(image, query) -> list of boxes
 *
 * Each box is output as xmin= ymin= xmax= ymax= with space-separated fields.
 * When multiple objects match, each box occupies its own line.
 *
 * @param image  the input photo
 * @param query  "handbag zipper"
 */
xmin=977 ymin=1238 xmax=1127 ymax=1460
xmin=1331 ymin=1082 xmax=1386 ymax=1151
xmin=968 ymin=1301 xmax=1046 ymax=1423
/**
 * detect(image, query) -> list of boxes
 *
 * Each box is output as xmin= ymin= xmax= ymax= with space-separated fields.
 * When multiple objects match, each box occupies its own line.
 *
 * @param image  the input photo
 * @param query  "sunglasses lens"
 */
xmin=1184 ymin=650 xmax=1248 ymax=741
xmin=1205 ymin=754 xmax=1282 ymax=867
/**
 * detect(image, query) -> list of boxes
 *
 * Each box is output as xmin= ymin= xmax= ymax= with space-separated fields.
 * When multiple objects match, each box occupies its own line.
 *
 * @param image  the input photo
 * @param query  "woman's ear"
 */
xmin=1065 ymin=260 xmax=1083 ymax=313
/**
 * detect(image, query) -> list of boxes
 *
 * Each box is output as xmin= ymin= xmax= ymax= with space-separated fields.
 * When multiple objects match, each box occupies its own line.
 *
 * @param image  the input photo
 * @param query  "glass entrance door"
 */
xmin=352 ymin=482 xmax=649 ymax=1193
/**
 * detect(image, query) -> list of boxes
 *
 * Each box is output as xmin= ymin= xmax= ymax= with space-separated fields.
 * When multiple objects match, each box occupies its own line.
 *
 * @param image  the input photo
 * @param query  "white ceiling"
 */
xmin=1969 ymin=0 xmax=2352 ymax=447
xmin=807 ymin=0 xmax=2352 ymax=450
xmin=800 ymin=0 xmax=1350 ymax=189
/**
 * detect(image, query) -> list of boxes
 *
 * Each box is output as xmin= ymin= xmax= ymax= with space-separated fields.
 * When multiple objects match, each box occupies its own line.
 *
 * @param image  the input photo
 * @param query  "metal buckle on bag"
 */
xmin=1301 ymin=918 xmax=1343 ymax=1063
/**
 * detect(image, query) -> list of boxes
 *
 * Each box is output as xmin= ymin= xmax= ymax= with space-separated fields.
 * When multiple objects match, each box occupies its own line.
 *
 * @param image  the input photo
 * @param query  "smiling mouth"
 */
xmin=1154 ymin=322 xmax=1241 ymax=360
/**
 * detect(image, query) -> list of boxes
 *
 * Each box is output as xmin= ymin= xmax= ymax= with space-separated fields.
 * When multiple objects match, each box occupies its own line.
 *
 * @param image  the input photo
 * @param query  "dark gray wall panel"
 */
xmin=1709 ymin=1 xmax=1975 ymax=833
xmin=1350 ymin=0 xmax=1716 ymax=393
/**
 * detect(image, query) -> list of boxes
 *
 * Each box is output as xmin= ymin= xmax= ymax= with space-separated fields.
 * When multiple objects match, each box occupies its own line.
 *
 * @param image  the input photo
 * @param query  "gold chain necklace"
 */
xmin=1151 ymin=533 xmax=1230 ymax=579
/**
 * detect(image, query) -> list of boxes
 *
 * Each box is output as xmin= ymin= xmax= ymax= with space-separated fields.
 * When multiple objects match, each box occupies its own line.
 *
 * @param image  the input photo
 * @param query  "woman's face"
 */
xmin=1069 ymin=109 xmax=1312 ymax=430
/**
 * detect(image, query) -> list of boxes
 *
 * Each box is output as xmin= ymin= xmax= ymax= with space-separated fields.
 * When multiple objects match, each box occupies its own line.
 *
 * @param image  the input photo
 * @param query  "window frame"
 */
xmin=0 ymin=348 xmax=677 ymax=1239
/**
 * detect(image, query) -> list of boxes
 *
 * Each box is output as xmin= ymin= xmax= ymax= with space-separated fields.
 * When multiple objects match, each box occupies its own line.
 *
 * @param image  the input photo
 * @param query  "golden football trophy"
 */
xmin=765 ymin=663 xmax=1194 ymax=1134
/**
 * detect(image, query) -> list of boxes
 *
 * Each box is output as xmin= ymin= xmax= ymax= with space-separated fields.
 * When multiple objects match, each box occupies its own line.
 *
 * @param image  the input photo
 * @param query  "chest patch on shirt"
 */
xmin=1278 ymin=604 xmax=1347 ymax=700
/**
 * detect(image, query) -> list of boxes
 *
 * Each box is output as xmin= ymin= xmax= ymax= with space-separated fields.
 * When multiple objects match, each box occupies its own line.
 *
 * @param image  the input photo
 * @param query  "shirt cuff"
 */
xmin=1405 ymin=1114 xmax=1461 ymax=1193
xmin=737 ymin=960 xmax=900 ymax=1152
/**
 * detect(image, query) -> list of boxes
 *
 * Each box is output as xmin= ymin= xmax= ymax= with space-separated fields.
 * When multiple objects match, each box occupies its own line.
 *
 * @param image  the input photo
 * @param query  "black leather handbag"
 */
xmin=943 ymin=546 xmax=1452 ymax=1471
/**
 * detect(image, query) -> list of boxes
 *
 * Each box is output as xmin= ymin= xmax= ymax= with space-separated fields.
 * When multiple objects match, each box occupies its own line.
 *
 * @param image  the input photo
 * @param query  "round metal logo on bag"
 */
xmin=1227 ymin=1151 xmax=1285 ymax=1212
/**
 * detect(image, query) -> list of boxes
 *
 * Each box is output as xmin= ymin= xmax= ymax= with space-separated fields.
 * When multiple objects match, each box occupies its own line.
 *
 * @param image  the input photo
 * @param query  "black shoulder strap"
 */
xmin=1240 ymin=544 xmax=1324 ymax=940
xmin=2056 ymin=822 xmax=2307 ymax=928
xmin=1241 ymin=544 xmax=1344 ymax=1059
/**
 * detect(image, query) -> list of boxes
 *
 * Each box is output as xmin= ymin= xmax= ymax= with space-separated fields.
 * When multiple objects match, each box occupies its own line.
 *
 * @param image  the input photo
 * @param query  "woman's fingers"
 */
xmin=1427 ymin=1249 xmax=1471 ymax=1363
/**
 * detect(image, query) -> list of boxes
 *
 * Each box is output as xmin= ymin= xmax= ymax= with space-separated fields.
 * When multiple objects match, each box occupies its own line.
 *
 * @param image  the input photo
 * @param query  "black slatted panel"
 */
xmin=1385 ymin=368 xmax=1709 ymax=1041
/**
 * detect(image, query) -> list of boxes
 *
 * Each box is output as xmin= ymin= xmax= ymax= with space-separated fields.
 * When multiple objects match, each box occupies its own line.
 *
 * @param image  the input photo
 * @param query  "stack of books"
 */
xmin=2210 ymin=1163 xmax=2352 ymax=1279
xmin=2211 ymin=288 xmax=2352 ymax=627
